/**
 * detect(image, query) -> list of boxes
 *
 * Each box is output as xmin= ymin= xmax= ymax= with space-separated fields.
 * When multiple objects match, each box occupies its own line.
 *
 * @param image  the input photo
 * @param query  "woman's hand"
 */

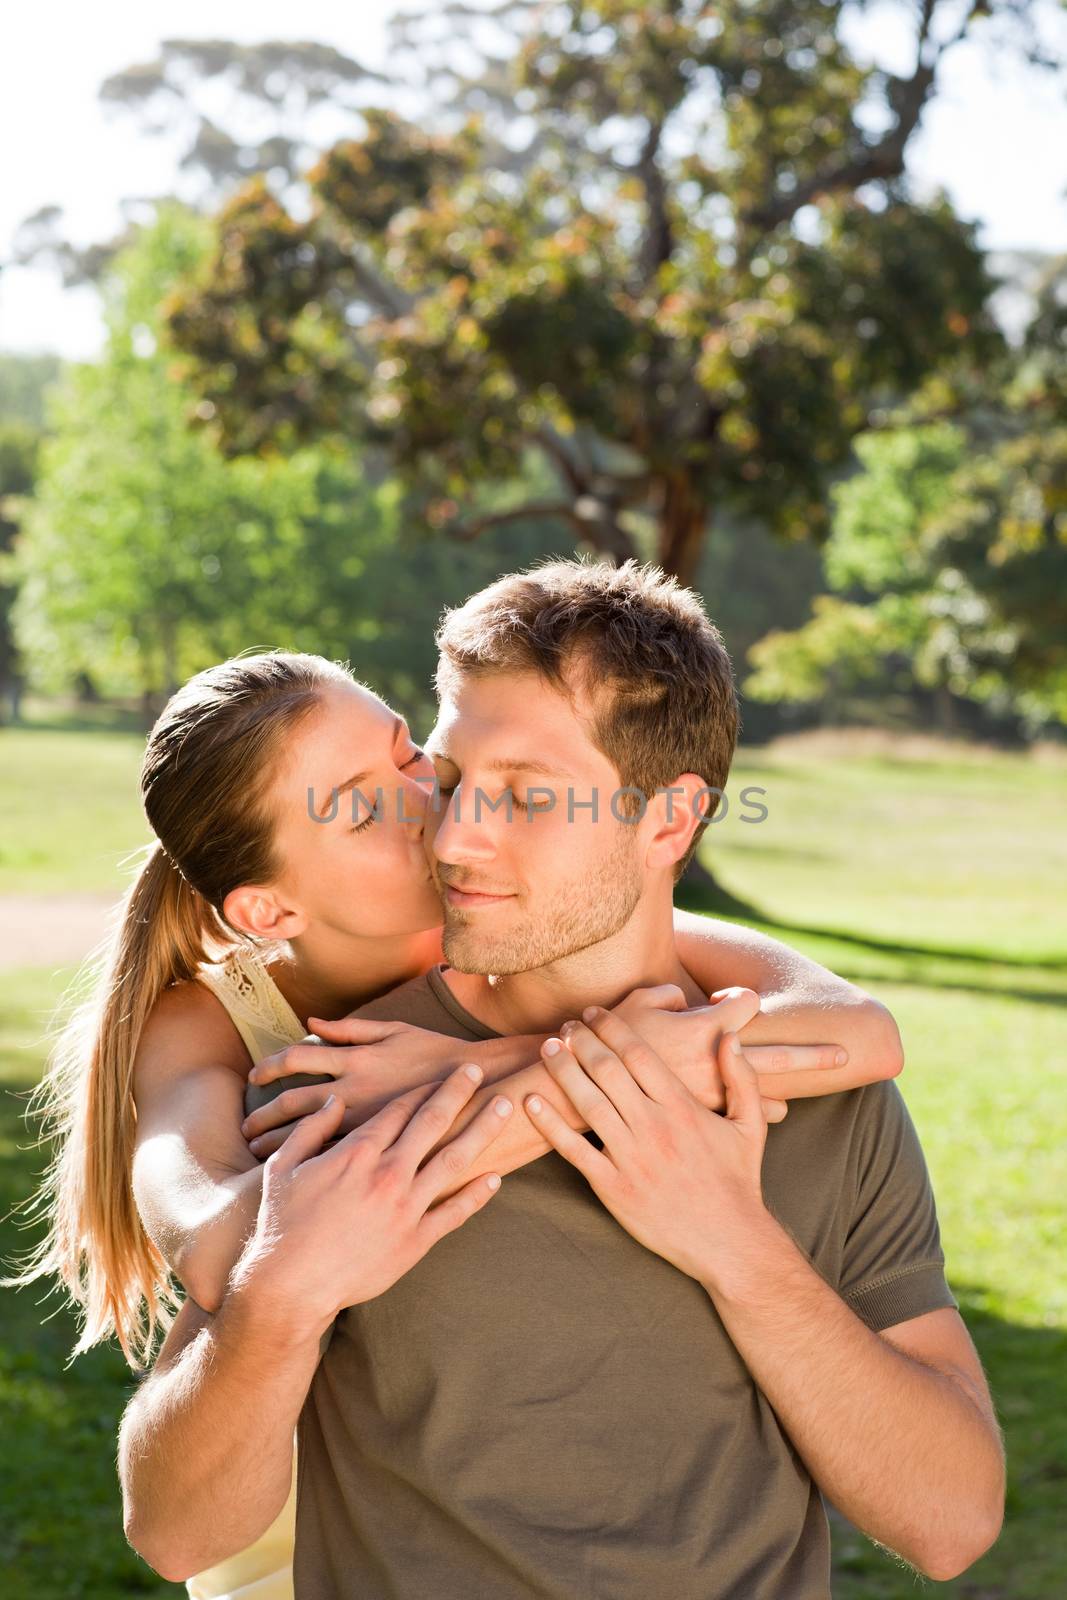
xmin=232 ymin=1063 xmax=514 ymax=1340
xmin=524 ymin=1009 xmax=770 ymax=1284
xmin=614 ymin=984 xmax=844 ymax=1123
xmin=242 ymin=1017 xmax=469 ymax=1156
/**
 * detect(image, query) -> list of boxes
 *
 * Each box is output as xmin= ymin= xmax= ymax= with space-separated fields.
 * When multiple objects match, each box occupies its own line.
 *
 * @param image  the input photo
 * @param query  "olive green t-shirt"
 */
xmin=247 ymin=965 xmax=957 ymax=1599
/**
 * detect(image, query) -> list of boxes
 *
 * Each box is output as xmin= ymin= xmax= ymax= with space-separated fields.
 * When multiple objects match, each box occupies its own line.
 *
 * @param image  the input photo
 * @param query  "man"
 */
xmin=120 ymin=558 xmax=1004 ymax=1596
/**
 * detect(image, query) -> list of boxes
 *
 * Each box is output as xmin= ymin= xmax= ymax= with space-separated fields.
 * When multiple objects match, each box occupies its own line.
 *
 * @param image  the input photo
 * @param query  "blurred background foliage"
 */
xmin=1 ymin=0 xmax=1063 ymax=747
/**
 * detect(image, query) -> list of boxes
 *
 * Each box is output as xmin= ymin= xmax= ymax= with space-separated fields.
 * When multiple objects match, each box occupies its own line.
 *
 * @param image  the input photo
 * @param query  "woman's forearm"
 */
xmin=673 ymin=908 xmax=904 ymax=1089
xmin=120 ymin=1286 xmax=316 ymax=1582
xmin=164 ymin=1167 xmax=266 ymax=1315
xmin=743 ymin=989 xmax=903 ymax=1093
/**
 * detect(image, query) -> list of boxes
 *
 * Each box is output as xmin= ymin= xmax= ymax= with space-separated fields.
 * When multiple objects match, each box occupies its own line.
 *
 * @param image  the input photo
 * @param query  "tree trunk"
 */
xmin=656 ymin=467 xmax=708 ymax=587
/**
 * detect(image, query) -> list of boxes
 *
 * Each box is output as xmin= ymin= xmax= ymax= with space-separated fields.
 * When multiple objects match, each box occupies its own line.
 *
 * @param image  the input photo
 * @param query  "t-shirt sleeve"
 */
xmin=838 ymin=1078 xmax=959 ymax=1333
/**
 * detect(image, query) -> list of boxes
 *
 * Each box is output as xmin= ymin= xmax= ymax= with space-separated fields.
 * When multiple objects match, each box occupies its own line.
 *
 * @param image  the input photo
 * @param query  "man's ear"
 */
xmin=643 ymin=774 xmax=714 ymax=875
xmin=222 ymin=884 xmax=308 ymax=942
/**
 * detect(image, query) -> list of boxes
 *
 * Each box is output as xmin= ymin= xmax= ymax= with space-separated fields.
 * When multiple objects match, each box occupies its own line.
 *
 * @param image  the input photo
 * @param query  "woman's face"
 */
xmin=266 ymin=679 xmax=444 ymax=940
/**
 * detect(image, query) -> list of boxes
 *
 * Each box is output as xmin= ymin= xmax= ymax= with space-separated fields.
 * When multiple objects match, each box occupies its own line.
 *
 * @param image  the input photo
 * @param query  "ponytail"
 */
xmin=5 ymin=842 xmax=222 ymax=1366
xmin=4 ymin=649 xmax=351 ymax=1366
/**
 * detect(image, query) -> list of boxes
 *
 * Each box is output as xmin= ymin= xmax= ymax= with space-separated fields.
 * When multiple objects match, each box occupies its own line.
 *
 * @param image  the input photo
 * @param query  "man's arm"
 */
xmin=522 ymin=1011 xmax=1005 ymax=1584
xmin=702 ymin=1228 xmax=1005 ymax=1579
xmin=672 ymin=907 xmax=905 ymax=1091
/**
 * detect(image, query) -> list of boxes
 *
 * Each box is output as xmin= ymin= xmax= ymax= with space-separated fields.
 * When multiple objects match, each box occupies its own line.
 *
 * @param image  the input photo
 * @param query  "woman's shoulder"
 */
xmin=136 ymin=963 xmax=251 ymax=1084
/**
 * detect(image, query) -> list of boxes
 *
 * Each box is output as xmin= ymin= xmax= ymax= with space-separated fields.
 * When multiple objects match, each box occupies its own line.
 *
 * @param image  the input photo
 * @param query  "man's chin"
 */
xmin=441 ymin=930 xmax=504 ymax=975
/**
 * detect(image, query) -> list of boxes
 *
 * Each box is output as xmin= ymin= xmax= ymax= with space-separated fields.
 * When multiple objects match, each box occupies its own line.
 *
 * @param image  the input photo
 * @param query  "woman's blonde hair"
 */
xmin=5 ymin=649 xmax=353 ymax=1367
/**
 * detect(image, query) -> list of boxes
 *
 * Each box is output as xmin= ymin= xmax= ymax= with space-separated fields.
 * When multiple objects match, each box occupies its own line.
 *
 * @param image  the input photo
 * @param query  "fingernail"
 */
xmin=835 ymin=1049 xmax=848 ymax=1066
xmin=486 ymin=1173 xmax=501 ymax=1190
xmin=493 ymin=1097 xmax=512 ymax=1116
xmin=543 ymin=1039 xmax=561 ymax=1056
xmin=324 ymin=1094 xmax=336 ymax=1107
xmin=527 ymin=1095 xmax=542 ymax=1113
xmin=249 ymin=1137 xmax=263 ymax=1151
xmin=582 ymin=1006 xmax=599 ymax=1023
xmin=464 ymin=1063 xmax=483 ymax=1082
xmin=559 ymin=1020 xmax=576 ymax=1040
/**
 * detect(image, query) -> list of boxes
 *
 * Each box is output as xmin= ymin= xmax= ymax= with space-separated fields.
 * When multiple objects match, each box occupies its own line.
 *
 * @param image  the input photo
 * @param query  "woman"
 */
xmin=11 ymin=649 xmax=902 ymax=1599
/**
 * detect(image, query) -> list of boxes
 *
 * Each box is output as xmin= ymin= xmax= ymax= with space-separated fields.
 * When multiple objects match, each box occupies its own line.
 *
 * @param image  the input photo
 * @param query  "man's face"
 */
xmin=423 ymin=668 xmax=647 ymax=975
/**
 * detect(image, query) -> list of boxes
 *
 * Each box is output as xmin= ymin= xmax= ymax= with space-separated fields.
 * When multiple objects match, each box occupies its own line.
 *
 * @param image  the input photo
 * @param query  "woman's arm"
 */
xmin=672 ymin=907 xmax=904 ymax=1093
xmin=131 ymin=982 xmax=269 ymax=1315
xmin=137 ymin=910 xmax=901 ymax=1315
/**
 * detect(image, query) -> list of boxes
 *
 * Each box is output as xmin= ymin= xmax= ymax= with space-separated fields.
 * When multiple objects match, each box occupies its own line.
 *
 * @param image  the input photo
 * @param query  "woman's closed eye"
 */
xmin=351 ymin=748 xmax=429 ymax=833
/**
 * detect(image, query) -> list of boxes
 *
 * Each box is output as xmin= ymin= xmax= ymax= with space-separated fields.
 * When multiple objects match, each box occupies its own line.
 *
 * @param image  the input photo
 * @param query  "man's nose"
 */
xmin=430 ymin=782 xmax=498 ymax=865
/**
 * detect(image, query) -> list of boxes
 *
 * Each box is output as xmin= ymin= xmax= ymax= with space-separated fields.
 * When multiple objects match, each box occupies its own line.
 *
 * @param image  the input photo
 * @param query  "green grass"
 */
xmin=0 ymin=967 xmax=174 ymax=1598
xmin=1 ymin=724 xmax=1065 ymax=1598
xmin=0 ymin=727 xmax=149 ymax=895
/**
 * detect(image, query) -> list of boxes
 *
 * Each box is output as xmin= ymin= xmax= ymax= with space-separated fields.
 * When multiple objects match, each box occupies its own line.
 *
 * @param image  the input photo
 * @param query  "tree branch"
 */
xmin=742 ymin=0 xmax=986 ymax=234
xmin=635 ymin=119 xmax=672 ymax=292
xmin=445 ymin=495 xmax=638 ymax=563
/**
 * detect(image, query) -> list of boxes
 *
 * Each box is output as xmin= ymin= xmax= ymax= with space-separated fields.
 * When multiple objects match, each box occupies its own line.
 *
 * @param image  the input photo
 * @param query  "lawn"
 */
xmin=1 ymin=723 xmax=1064 ymax=1598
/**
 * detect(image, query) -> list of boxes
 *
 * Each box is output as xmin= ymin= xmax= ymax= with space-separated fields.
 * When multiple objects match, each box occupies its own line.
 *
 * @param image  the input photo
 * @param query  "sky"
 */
xmin=1 ymin=0 xmax=1065 ymax=360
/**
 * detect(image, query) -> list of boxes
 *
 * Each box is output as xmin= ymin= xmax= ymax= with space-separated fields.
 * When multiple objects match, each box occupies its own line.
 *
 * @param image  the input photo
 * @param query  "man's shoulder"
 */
xmin=761 ymin=1076 xmax=918 ymax=1192
xmin=350 ymin=966 xmax=497 ymax=1041
xmin=773 ymin=1074 xmax=911 ymax=1137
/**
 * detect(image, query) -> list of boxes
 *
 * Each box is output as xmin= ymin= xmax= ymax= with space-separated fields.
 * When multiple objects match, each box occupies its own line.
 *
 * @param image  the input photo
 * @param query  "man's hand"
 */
xmin=233 ymin=1064 xmax=514 ymax=1341
xmin=523 ymin=1006 xmax=771 ymax=1284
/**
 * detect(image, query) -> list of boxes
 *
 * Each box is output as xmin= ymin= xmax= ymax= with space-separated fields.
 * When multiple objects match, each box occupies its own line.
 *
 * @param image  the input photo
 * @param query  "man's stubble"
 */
xmin=441 ymin=823 xmax=645 ymax=977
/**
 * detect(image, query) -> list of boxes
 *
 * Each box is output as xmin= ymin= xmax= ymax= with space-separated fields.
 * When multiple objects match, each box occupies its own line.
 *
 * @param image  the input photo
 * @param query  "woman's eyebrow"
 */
xmin=317 ymin=717 xmax=407 ymax=815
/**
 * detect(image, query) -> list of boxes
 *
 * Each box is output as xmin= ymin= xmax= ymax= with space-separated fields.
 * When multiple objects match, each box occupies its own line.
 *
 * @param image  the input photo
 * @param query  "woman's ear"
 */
xmin=222 ymin=884 xmax=308 ymax=942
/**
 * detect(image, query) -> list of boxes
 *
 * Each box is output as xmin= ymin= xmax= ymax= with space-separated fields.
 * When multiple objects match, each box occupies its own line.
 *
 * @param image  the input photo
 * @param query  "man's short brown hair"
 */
xmin=434 ymin=557 xmax=739 ymax=881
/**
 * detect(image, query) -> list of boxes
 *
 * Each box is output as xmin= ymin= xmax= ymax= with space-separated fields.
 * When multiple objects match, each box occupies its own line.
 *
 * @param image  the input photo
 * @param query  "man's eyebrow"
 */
xmin=316 ymin=715 xmax=404 ymax=816
xmin=484 ymin=756 xmax=576 ymax=779
xmin=427 ymin=750 xmax=575 ymax=780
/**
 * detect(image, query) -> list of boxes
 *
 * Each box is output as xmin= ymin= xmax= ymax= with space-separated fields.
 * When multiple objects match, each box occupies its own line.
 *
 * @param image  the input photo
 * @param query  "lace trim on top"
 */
xmin=196 ymin=943 xmax=307 ymax=1060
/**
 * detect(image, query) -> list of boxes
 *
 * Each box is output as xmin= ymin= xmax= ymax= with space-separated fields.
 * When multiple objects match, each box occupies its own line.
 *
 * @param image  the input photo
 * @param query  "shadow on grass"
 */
xmin=677 ymin=883 xmax=1067 ymax=976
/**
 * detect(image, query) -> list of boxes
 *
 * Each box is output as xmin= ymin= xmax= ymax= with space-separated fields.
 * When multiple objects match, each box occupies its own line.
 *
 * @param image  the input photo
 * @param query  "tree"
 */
xmin=11 ymin=205 xmax=568 ymax=726
xmin=162 ymin=0 xmax=1028 ymax=586
xmin=744 ymin=258 xmax=1067 ymax=734
xmin=6 ymin=40 xmax=391 ymax=289
xmin=0 ymin=421 xmax=41 ymax=720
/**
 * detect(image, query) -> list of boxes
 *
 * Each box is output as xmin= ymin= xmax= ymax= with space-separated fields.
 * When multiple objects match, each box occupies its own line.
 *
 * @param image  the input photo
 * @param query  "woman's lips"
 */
xmin=443 ymin=885 xmax=515 ymax=908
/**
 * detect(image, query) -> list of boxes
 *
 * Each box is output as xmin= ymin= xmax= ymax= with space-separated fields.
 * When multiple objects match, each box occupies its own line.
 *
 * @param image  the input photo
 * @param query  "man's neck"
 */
xmin=442 ymin=898 xmax=703 ymax=1037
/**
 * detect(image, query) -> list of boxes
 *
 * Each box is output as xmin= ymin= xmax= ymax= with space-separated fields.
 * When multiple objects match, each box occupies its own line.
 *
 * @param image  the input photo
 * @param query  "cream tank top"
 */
xmin=183 ymin=944 xmax=307 ymax=1600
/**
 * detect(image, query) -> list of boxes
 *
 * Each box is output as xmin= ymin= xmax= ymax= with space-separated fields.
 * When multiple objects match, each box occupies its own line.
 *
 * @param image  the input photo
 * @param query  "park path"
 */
xmin=0 ymin=893 xmax=119 ymax=974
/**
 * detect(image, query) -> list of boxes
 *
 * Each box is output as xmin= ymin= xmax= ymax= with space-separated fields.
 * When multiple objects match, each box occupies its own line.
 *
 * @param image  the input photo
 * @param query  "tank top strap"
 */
xmin=197 ymin=944 xmax=307 ymax=1064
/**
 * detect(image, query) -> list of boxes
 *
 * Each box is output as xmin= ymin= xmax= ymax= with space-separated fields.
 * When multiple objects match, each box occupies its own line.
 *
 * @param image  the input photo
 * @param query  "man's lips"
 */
xmin=442 ymin=884 xmax=516 ymax=908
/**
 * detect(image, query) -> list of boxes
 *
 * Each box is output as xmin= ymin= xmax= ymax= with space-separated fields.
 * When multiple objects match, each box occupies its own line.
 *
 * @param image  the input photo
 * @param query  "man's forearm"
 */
xmin=120 ymin=1284 xmax=318 ymax=1581
xmin=697 ymin=1212 xmax=1004 ymax=1581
